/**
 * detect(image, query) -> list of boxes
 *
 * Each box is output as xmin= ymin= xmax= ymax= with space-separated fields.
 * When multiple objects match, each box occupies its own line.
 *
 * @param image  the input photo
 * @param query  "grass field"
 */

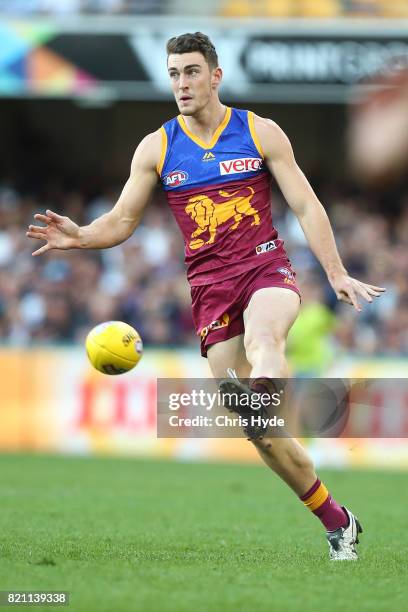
xmin=0 ymin=454 xmax=407 ymax=611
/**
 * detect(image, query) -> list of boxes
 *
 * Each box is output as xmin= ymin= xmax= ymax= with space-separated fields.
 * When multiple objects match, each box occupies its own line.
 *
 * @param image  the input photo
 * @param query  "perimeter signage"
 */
xmin=1 ymin=19 xmax=408 ymax=101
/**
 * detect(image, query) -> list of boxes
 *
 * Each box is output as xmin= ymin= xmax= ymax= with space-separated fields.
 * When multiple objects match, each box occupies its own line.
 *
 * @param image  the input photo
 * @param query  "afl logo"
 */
xmin=164 ymin=170 xmax=189 ymax=187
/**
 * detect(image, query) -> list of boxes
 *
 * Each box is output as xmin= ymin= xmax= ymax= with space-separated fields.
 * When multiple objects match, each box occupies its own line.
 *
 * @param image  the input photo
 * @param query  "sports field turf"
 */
xmin=0 ymin=454 xmax=406 ymax=611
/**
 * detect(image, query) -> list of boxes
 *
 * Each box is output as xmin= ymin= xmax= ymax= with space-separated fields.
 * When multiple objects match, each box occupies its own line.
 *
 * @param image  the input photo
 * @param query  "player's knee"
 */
xmin=244 ymin=332 xmax=286 ymax=361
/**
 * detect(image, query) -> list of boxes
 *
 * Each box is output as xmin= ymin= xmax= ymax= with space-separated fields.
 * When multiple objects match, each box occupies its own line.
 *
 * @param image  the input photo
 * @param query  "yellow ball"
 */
xmin=85 ymin=321 xmax=143 ymax=375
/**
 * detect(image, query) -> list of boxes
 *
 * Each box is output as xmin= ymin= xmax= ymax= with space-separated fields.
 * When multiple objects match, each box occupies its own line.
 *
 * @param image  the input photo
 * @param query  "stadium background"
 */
xmin=1 ymin=0 xmax=408 ymax=468
xmin=1 ymin=4 xmax=408 ymax=611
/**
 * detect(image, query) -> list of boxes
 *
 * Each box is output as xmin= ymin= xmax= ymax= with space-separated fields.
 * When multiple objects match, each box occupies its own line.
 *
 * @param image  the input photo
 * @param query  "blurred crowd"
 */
xmin=0 ymin=0 xmax=407 ymax=17
xmin=1 ymin=179 xmax=407 ymax=364
xmin=0 ymin=185 xmax=192 ymax=348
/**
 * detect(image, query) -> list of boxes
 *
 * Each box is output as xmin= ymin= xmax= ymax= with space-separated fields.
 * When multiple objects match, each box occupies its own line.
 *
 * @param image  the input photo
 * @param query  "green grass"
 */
xmin=0 ymin=454 xmax=407 ymax=612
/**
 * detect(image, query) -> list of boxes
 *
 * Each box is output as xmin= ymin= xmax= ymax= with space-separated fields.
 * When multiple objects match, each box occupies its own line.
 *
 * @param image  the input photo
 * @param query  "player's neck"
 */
xmin=181 ymin=102 xmax=228 ymax=145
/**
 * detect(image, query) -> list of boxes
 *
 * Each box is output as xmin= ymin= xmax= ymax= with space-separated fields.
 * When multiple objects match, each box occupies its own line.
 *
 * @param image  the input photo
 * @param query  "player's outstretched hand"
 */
xmin=330 ymin=274 xmax=386 ymax=312
xmin=26 ymin=209 xmax=81 ymax=256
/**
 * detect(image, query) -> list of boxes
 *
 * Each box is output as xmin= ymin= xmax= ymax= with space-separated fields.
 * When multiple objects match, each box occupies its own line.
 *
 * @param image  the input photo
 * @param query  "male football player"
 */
xmin=27 ymin=32 xmax=385 ymax=560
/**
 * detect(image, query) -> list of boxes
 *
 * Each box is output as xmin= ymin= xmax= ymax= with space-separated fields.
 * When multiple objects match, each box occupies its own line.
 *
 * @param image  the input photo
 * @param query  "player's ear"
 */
xmin=211 ymin=67 xmax=223 ymax=89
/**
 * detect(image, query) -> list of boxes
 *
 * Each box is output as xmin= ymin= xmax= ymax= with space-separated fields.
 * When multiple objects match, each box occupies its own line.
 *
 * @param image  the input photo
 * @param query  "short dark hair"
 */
xmin=166 ymin=32 xmax=219 ymax=70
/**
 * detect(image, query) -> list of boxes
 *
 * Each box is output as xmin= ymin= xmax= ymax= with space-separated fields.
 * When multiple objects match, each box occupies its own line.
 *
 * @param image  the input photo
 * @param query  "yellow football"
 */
xmin=85 ymin=321 xmax=143 ymax=375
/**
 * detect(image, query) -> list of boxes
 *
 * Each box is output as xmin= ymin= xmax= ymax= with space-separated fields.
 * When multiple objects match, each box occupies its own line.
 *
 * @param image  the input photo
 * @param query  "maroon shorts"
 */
xmin=191 ymin=258 xmax=301 ymax=357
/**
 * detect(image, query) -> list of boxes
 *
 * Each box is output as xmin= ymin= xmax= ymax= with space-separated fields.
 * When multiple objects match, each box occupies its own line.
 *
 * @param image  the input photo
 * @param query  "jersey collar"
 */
xmin=177 ymin=107 xmax=232 ymax=150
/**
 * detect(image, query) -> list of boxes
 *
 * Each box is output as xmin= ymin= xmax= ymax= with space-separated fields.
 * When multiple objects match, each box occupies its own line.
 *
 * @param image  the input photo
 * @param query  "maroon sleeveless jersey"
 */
xmin=158 ymin=107 xmax=287 ymax=286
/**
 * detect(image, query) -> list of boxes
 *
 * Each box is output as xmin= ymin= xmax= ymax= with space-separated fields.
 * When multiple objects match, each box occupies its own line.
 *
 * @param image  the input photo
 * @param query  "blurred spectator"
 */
xmin=287 ymin=274 xmax=337 ymax=375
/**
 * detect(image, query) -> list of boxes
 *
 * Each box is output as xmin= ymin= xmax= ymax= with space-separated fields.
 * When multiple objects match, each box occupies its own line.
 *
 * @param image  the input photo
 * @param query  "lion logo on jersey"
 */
xmin=185 ymin=186 xmax=260 ymax=250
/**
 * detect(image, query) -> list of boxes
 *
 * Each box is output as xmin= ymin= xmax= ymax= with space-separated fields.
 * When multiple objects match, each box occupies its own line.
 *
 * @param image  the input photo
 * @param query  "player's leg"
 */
xmin=243 ymin=287 xmax=320 ymax=494
xmin=207 ymin=334 xmax=251 ymax=379
xmin=206 ymin=310 xmax=317 ymax=494
xmin=242 ymin=286 xmax=361 ymax=558
xmin=203 ymin=259 xmax=361 ymax=558
xmin=243 ymin=286 xmax=298 ymax=379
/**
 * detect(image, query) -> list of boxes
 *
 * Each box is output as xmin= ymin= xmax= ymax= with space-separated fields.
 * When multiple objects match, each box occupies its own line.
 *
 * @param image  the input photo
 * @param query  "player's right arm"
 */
xmin=26 ymin=130 xmax=161 ymax=256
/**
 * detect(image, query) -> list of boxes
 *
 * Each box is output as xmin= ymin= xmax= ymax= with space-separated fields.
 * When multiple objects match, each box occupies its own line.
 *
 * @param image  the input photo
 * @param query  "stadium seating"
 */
xmin=0 ymin=0 xmax=408 ymax=17
xmin=1 ymin=180 xmax=407 ymax=361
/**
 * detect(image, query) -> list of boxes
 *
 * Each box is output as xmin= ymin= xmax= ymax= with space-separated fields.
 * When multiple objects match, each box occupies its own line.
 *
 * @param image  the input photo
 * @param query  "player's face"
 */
xmin=167 ymin=52 xmax=221 ymax=116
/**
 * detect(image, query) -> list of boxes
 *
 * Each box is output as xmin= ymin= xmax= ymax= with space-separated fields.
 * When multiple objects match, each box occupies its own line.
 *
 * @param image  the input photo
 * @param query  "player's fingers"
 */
xmin=366 ymin=284 xmax=386 ymax=292
xmin=32 ymin=243 xmax=51 ymax=257
xmin=26 ymin=230 xmax=47 ymax=240
xmin=349 ymin=287 xmax=361 ymax=312
xmin=365 ymin=286 xmax=383 ymax=297
xmin=352 ymin=281 xmax=373 ymax=303
xmin=45 ymin=209 xmax=65 ymax=223
xmin=339 ymin=287 xmax=361 ymax=312
xmin=349 ymin=278 xmax=386 ymax=299
xmin=349 ymin=278 xmax=385 ymax=293
xmin=28 ymin=224 xmax=48 ymax=233
xmin=34 ymin=213 xmax=52 ymax=224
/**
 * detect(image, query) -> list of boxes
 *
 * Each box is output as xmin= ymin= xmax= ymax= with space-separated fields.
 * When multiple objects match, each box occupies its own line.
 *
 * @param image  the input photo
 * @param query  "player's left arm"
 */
xmin=253 ymin=114 xmax=385 ymax=311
